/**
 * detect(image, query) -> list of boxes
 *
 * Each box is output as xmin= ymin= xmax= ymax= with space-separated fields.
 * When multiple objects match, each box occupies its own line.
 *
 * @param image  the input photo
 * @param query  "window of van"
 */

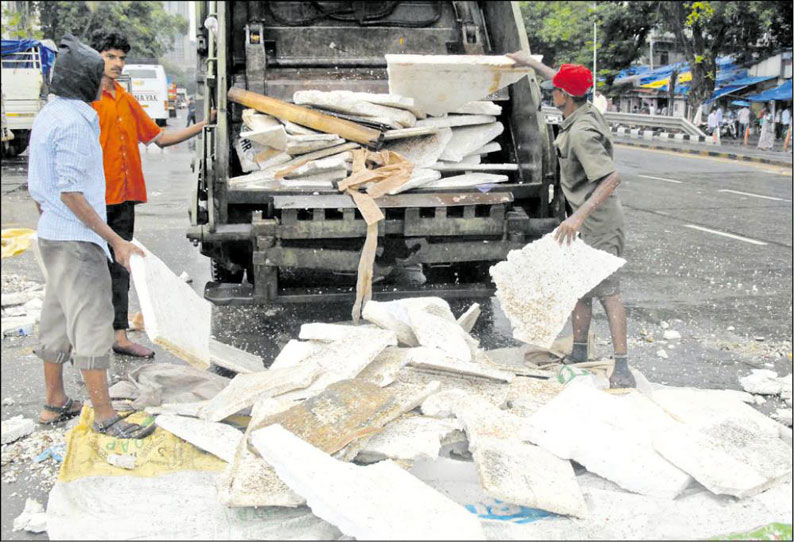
xmin=126 ymin=69 xmax=158 ymax=79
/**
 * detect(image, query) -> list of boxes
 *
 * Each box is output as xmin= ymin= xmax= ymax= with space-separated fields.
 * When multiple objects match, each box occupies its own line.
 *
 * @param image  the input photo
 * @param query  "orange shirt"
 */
xmin=92 ymin=81 xmax=162 ymax=205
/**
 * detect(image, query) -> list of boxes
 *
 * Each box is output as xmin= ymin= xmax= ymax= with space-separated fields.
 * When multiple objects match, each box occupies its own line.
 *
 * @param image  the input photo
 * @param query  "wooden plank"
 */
xmin=228 ymin=87 xmax=382 ymax=147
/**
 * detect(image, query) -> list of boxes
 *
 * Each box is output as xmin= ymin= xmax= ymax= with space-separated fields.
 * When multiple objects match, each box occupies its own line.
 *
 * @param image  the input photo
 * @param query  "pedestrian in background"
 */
xmin=773 ymin=107 xmax=782 ymax=139
xmin=27 ymin=35 xmax=153 ymax=439
xmin=707 ymin=108 xmax=718 ymax=135
xmin=90 ymin=30 xmax=214 ymax=359
xmin=507 ymin=51 xmax=635 ymax=389
xmin=738 ymin=105 xmax=751 ymax=139
xmin=186 ymin=97 xmax=197 ymax=126
xmin=757 ymin=105 xmax=775 ymax=150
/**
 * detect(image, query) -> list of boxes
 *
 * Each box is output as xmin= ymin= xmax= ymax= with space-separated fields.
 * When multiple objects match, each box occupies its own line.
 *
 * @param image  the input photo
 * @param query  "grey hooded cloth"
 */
xmin=49 ymin=34 xmax=105 ymax=103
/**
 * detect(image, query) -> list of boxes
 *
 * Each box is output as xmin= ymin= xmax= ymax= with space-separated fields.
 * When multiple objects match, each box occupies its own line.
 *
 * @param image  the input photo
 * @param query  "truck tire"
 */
xmin=211 ymin=259 xmax=244 ymax=283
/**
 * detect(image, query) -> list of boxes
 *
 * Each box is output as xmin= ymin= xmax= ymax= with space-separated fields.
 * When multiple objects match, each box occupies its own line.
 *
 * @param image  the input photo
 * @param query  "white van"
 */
xmin=123 ymin=64 xmax=169 ymax=126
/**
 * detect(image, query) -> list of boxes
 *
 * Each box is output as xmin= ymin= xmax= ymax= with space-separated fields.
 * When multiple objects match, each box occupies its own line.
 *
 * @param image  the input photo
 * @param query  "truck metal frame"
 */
xmin=187 ymin=1 xmax=563 ymax=305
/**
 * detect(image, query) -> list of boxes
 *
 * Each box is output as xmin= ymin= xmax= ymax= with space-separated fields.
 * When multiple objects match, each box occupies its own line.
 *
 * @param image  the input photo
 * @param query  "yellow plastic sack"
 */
xmin=58 ymin=407 xmax=227 ymax=482
xmin=1 ymin=228 xmax=35 ymax=258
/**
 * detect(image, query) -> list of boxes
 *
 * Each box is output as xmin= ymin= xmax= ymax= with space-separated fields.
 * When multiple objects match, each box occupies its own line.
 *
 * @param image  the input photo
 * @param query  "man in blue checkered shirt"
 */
xmin=27 ymin=35 xmax=154 ymax=439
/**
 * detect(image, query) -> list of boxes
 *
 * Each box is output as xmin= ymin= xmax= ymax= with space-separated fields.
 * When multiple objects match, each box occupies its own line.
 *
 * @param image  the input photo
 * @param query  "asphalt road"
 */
xmin=1 ymin=114 xmax=791 ymax=538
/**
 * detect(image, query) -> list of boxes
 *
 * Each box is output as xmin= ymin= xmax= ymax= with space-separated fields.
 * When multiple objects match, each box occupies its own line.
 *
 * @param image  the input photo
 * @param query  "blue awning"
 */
xmin=731 ymin=100 xmax=751 ymax=107
xmin=705 ymin=75 xmax=778 ymax=103
xmin=745 ymin=80 xmax=792 ymax=102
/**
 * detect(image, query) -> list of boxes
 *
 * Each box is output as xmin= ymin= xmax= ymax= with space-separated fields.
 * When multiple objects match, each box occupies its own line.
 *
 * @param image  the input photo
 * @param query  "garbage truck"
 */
xmin=0 ymin=39 xmax=57 ymax=157
xmin=187 ymin=1 xmax=563 ymax=305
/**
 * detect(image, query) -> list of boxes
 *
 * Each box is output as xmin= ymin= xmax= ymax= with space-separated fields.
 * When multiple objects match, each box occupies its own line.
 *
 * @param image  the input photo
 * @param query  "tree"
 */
xmin=2 ymin=3 xmax=44 ymax=39
xmin=34 ymin=1 xmax=188 ymax=60
xmin=520 ymin=1 xmax=659 ymax=92
xmin=659 ymin=1 xmax=793 ymax=120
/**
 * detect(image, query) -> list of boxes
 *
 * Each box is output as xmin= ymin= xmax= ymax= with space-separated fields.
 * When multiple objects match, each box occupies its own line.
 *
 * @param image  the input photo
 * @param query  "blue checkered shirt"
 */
xmin=28 ymin=97 xmax=111 ymax=259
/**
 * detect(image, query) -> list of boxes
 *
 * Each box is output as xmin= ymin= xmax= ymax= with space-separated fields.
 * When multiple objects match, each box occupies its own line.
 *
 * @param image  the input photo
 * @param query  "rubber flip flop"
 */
xmin=38 ymin=397 xmax=83 ymax=425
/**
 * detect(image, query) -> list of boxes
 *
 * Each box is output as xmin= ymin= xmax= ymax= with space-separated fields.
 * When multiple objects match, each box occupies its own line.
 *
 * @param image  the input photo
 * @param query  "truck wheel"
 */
xmin=211 ymin=259 xmax=244 ymax=283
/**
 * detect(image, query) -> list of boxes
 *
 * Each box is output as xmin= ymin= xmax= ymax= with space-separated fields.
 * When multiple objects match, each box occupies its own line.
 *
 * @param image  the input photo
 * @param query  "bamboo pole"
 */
xmin=227 ymin=87 xmax=383 ymax=148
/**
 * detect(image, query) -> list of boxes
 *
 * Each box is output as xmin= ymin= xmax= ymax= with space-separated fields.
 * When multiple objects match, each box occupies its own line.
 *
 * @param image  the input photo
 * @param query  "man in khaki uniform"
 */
xmin=507 ymin=53 xmax=635 ymax=389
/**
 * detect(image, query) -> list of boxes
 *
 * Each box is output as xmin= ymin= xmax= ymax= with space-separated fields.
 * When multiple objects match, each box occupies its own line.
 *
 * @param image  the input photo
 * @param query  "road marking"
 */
xmin=638 ymin=174 xmax=683 ymax=184
xmin=684 ymin=224 xmax=768 ymax=246
xmin=717 ymin=189 xmax=791 ymax=202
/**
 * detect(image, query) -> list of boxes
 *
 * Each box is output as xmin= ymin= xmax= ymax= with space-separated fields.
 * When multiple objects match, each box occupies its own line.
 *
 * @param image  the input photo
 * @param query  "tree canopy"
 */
xmin=33 ymin=1 xmax=188 ymax=60
xmin=520 ymin=1 xmax=792 ymax=116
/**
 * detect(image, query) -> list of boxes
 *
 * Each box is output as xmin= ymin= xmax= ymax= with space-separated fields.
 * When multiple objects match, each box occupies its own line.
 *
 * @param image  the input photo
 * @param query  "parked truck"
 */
xmin=188 ymin=1 xmax=563 ymax=305
xmin=0 ymin=39 xmax=56 ymax=157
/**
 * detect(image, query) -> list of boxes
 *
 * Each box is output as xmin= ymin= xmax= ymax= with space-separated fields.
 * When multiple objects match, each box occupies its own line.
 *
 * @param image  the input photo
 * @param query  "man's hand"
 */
xmin=553 ymin=215 xmax=584 ymax=246
xmin=111 ymin=239 xmax=145 ymax=272
xmin=506 ymin=50 xmax=532 ymax=66
xmin=209 ymin=108 xmax=217 ymax=123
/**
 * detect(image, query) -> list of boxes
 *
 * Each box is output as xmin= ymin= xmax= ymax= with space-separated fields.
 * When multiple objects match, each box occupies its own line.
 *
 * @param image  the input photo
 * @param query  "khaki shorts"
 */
xmin=581 ymin=242 xmax=622 ymax=300
xmin=34 ymin=239 xmax=114 ymax=370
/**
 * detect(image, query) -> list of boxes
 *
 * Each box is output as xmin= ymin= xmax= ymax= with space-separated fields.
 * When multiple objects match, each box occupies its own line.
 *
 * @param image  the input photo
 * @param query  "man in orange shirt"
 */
xmin=91 ymin=30 xmax=214 ymax=358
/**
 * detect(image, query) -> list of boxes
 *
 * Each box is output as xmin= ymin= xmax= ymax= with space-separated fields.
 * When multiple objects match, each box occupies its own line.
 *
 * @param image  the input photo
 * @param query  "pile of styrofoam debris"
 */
xmin=231 ymin=91 xmax=510 ymax=193
xmin=119 ymin=293 xmax=793 ymax=540
xmin=740 ymin=369 xmax=793 ymax=426
xmin=1 ymin=274 xmax=44 ymax=338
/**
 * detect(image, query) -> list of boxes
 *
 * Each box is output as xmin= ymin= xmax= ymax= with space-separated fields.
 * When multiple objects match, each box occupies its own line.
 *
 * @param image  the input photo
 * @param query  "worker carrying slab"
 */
xmin=507 ymin=51 xmax=635 ymax=389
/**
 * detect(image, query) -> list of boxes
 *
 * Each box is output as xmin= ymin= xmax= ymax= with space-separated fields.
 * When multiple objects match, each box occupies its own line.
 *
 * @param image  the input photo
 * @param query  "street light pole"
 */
xmin=593 ymin=2 xmax=597 ymax=93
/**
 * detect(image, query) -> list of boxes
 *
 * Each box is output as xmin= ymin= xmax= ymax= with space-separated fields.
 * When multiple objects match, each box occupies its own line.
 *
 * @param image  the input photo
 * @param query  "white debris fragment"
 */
xmin=739 ymin=369 xmax=782 ymax=395
xmin=774 ymin=408 xmax=792 ymax=426
xmin=107 ymin=454 xmax=137 ymax=470
xmin=178 ymin=271 xmax=192 ymax=283
xmin=490 ymin=234 xmax=625 ymax=349
xmin=656 ymin=349 xmax=669 ymax=359
xmin=1 ymin=415 xmax=36 ymax=445
xmin=663 ymin=330 xmax=681 ymax=341
xmin=660 ymin=321 xmax=669 ymax=329
xmin=13 ymin=498 xmax=47 ymax=533
xmin=2 ymin=397 xmax=15 ymax=406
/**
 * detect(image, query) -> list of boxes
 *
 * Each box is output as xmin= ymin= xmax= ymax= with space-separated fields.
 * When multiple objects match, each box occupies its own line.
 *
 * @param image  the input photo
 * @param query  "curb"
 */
xmin=613 ymin=138 xmax=792 ymax=168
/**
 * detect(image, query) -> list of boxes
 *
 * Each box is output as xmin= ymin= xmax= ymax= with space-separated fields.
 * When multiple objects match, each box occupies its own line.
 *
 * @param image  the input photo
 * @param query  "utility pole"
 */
xmin=593 ymin=2 xmax=597 ymax=93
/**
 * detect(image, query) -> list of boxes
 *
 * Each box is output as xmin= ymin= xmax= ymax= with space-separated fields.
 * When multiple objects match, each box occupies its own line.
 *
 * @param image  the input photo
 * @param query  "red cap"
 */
xmin=552 ymin=64 xmax=593 ymax=97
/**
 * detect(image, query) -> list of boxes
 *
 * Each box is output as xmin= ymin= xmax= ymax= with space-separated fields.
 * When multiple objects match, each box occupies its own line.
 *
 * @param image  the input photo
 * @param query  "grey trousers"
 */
xmin=34 ymin=239 xmax=114 ymax=370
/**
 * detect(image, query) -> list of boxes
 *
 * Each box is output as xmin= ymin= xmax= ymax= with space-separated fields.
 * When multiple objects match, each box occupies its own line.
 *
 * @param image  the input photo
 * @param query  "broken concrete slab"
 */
xmin=453 ymin=101 xmax=503 ymax=116
xmin=280 ymin=173 xmax=343 ymax=187
xmin=653 ymin=417 xmax=792 ymax=499
xmin=433 ymin=391 xmax=587 ymax=518
xmin=13 ymin=498 xmax=46 ymax=533
xmin=387 ymin=168 xmax=442 ymax=195
xmin=241 ymin=109 xmax=282 ymax=131
xmin=422 ymin=172 xmax=509 ymax=189
xmin=209 ymin=337 xmax=264 ymax=374
xmin=409 ymin=346 xmax=514 ymax=383
xmin=438 ymin=122 xmax=504 ymax=162
xmin=283 ymin=154 xmax=348 ymax=178
xmin=293 ymin=90 xmax=417 ymax=128
xmin=387 ymin=54 xmax=529 ymax=116
xmin=154 ymin=415 xmax=243 ymax=463
xmin=145 ymin=400 xmax=209 ymax=418
xmin=407 ymin=304 xmax=473 ymax=361
xmin=490 ymin=233 xmax=626 ymax=350
xmin=456 ymin=303 xmax=481 ymax=333
xmin=1 ymin=415 xmax=36 ymax=444
xmin=504 ymin=376 xmax=565 ymax=417
xmin=345 ymin=91 xmax=426 ymax=118
xmin=739 ymin=369 xmax=784 ymax=395
xmin=129 ymin=240 xmax=211 ymax=370
xmin=384 ymin=127 xmax=453 ymax=168
xmin=415 ymin=114 xmax=497 ymax=129
xmin=356 ymin=415 xmax=463 ymax=463
xmin=251 ymin=423 xmax=485 ymax=540
xmin=357 ymin=346 xmax=413 ymax=387
xmin=251 ymin=379 xmax=430 ymax=456
xmin=269 ymin=339 xmax=326 ymax=370
xmin=473 ymin=438 xmax=587 ymax=518
xmin=198 ymin=363 xmax=322 ymax=422
xmin=382 ymin=126 xmax=440 ymax=141
xmin=217 ymin=396 xmax=305 ymax=508
xmin=240 ymin=125 xmax=288 ymax=150
xmin=285 ymin=134 xmax=346 ymax=155
xmin=468 ymin=141 xmax=502 ymax=156
xmin=430 ymin=162 xmax=518 ymax=172
xmin=362 ymin=299 xmax=419 ymax=346
xmin=522 ymin=386 xmax=692 ymax=499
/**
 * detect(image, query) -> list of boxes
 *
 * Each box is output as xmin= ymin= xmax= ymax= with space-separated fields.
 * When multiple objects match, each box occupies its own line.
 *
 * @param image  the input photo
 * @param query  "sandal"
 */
xmin=38 ymin=397 xmax=83 ymax=425
xmin=93 ymin=414 xmax=156 ymax=439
